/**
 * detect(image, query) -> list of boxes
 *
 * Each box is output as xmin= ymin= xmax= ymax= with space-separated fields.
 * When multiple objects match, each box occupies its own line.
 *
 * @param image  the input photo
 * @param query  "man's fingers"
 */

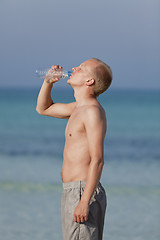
xmin=53 ymin=78 xmax=59 ymax=81
xmin=51 ymin=65 xmax=62 ymax=69
xmin=53 ymin=65 xmax=59 ymax=69
xmin=74 ymin=214 xmax=82 ymax=223
xmin=74 ymin=215 xmax=87 ymax=223
xmin=45 ymin=77 xmax=59 ymax=83
xmin=51 ymin=65 xmax=59 ymax=68
xmin=77 ymin=216 xmax=81 ymax=223
xmin=80 ymin=216 xmax=84 ymax=223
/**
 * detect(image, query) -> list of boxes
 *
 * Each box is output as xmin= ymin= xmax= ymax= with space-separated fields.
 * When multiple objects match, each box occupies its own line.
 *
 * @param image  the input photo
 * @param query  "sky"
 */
xmin=0 ymin=0 xmax=159 ymax=89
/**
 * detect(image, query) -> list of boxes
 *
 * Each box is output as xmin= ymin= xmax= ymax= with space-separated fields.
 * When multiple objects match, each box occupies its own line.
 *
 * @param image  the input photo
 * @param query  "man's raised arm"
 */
xmin=36 ymin=65 xmax=76 ymax=119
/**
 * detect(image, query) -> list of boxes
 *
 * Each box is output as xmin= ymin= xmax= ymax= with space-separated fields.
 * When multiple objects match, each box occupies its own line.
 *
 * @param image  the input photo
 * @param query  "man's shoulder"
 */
xmin=83 ymin=104 xmax=106 ymax=121
xmin=82 ymin=104 xmax=107 ymax=134
xmin=84 ymin=103 xmax=105 ymax=114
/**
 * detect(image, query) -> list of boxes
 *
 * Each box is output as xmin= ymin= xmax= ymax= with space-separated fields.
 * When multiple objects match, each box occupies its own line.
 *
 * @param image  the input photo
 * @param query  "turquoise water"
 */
xmin=0 ymin=87 xmax=160 ymax=240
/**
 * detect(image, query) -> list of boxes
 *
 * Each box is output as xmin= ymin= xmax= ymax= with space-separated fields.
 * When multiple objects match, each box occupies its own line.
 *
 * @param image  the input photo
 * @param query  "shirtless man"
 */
xmin=36 ymin=58 xmax=112 ymax=240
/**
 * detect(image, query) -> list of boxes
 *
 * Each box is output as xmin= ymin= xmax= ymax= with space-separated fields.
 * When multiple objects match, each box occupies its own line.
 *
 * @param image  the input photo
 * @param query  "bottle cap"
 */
xmin=68 ymin=71 xmax=72 ymax=77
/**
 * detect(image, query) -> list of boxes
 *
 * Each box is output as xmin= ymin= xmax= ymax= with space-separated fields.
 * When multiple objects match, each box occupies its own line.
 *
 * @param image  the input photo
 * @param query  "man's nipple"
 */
xmin=69 ymin=133 xmax=72 ymax=137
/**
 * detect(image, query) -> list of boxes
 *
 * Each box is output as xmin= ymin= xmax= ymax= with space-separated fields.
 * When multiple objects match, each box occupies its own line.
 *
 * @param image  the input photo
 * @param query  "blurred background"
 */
xmin=0 ymin=0 xmax=160 ymax=240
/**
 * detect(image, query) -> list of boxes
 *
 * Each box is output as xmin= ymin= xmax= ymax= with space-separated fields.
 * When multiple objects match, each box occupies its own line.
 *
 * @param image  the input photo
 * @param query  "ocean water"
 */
xmin=0 ymin=87 xmax=160 ymax=240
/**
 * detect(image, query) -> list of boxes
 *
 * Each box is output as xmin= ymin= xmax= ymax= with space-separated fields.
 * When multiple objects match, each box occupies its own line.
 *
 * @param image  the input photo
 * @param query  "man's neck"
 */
xmin=74 ymin=88 xmax=97 ymax=107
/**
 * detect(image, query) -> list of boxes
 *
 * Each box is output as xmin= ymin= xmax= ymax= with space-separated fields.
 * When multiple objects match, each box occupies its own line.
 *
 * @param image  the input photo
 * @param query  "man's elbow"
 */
xmin=92 ymin=157 xmax=104 ymax=167
xmin=98 ymin=158 xmax=104 ymax=167
xmin=36 ymin=107 xmax=44 ymax=115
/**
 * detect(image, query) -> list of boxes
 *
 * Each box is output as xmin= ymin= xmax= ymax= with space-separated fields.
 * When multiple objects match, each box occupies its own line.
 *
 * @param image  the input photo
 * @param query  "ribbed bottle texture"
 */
xmin=35 ymin=69 xmax=72 ymax=79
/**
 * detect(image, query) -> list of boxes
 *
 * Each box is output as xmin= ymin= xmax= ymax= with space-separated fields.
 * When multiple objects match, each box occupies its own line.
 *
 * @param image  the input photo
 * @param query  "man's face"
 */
xmin=67 ymin=59 xmax=97 ymax=87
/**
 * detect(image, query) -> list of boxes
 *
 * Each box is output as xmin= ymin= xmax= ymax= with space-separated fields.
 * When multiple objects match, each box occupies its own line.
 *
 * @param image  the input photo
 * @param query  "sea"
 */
xmin=0 ymin=86 xmax=160 ymax=240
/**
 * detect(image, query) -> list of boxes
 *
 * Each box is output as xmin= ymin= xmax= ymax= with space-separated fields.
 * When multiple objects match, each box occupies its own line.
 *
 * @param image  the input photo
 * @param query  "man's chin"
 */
xmin=67 ymin=79 xmax=71 ymax=85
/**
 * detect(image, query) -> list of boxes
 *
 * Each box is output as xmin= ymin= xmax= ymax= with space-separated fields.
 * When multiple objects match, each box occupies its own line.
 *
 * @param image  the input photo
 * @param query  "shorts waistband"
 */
xmin=62 ymin=180 xmax=102 ymax=190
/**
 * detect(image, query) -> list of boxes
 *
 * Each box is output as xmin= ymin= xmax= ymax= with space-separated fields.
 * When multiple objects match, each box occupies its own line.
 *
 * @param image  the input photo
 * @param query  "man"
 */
xmin=36 ymin=58 xmax=112 ymax=240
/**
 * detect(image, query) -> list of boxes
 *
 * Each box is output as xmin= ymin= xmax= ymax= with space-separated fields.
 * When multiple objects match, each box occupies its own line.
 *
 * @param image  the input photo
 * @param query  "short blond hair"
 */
xmin=91 ymin=58 xmax=112 ymax=97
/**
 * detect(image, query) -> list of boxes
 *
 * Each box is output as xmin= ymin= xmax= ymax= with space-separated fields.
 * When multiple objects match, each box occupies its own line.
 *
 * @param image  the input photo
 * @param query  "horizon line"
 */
xmin=0 ymin=86 xmax=160 ymax=92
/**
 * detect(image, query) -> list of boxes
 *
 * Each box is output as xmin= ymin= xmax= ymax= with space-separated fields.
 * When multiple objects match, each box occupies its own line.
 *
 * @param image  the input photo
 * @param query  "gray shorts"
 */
xmin=61 ymin=181 xmax=107 ymax=240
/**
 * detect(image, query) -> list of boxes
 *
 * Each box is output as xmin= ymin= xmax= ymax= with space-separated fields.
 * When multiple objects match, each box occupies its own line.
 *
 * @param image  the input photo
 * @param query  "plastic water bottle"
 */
xmin=35 ymin=68 xmax=72 ymax=79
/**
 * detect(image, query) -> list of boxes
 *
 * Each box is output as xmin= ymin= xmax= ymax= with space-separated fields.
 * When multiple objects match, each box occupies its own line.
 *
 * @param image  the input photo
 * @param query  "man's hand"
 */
xmin=45 ymin=65 xmax=63 ymax=83
xmin=73 ymin=201 xmax=89 ymax=223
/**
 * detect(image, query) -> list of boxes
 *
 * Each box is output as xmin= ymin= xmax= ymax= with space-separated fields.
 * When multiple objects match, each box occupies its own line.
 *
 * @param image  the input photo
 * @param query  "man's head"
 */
xmin=67 ymin=58 xmax=112 ymax=97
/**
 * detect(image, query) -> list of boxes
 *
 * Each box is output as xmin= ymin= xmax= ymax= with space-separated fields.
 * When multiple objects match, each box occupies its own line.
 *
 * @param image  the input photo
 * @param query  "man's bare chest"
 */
xmin=65 ymin=111 xmax=85 ymax=138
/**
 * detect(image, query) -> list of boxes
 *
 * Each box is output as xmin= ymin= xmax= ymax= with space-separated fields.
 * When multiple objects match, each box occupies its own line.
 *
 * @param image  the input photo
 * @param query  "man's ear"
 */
xmin=86 ymin=78 xmax=95 ymax=86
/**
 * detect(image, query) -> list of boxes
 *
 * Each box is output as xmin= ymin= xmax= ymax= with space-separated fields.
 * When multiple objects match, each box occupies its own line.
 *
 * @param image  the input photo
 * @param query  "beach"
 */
xmin=0 ymin=88 xmax=160 ymax=240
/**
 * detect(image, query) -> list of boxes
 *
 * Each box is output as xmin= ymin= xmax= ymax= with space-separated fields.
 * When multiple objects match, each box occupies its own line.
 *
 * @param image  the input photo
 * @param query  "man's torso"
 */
xmin=61 ymin=102 xmax=106 ymax=182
